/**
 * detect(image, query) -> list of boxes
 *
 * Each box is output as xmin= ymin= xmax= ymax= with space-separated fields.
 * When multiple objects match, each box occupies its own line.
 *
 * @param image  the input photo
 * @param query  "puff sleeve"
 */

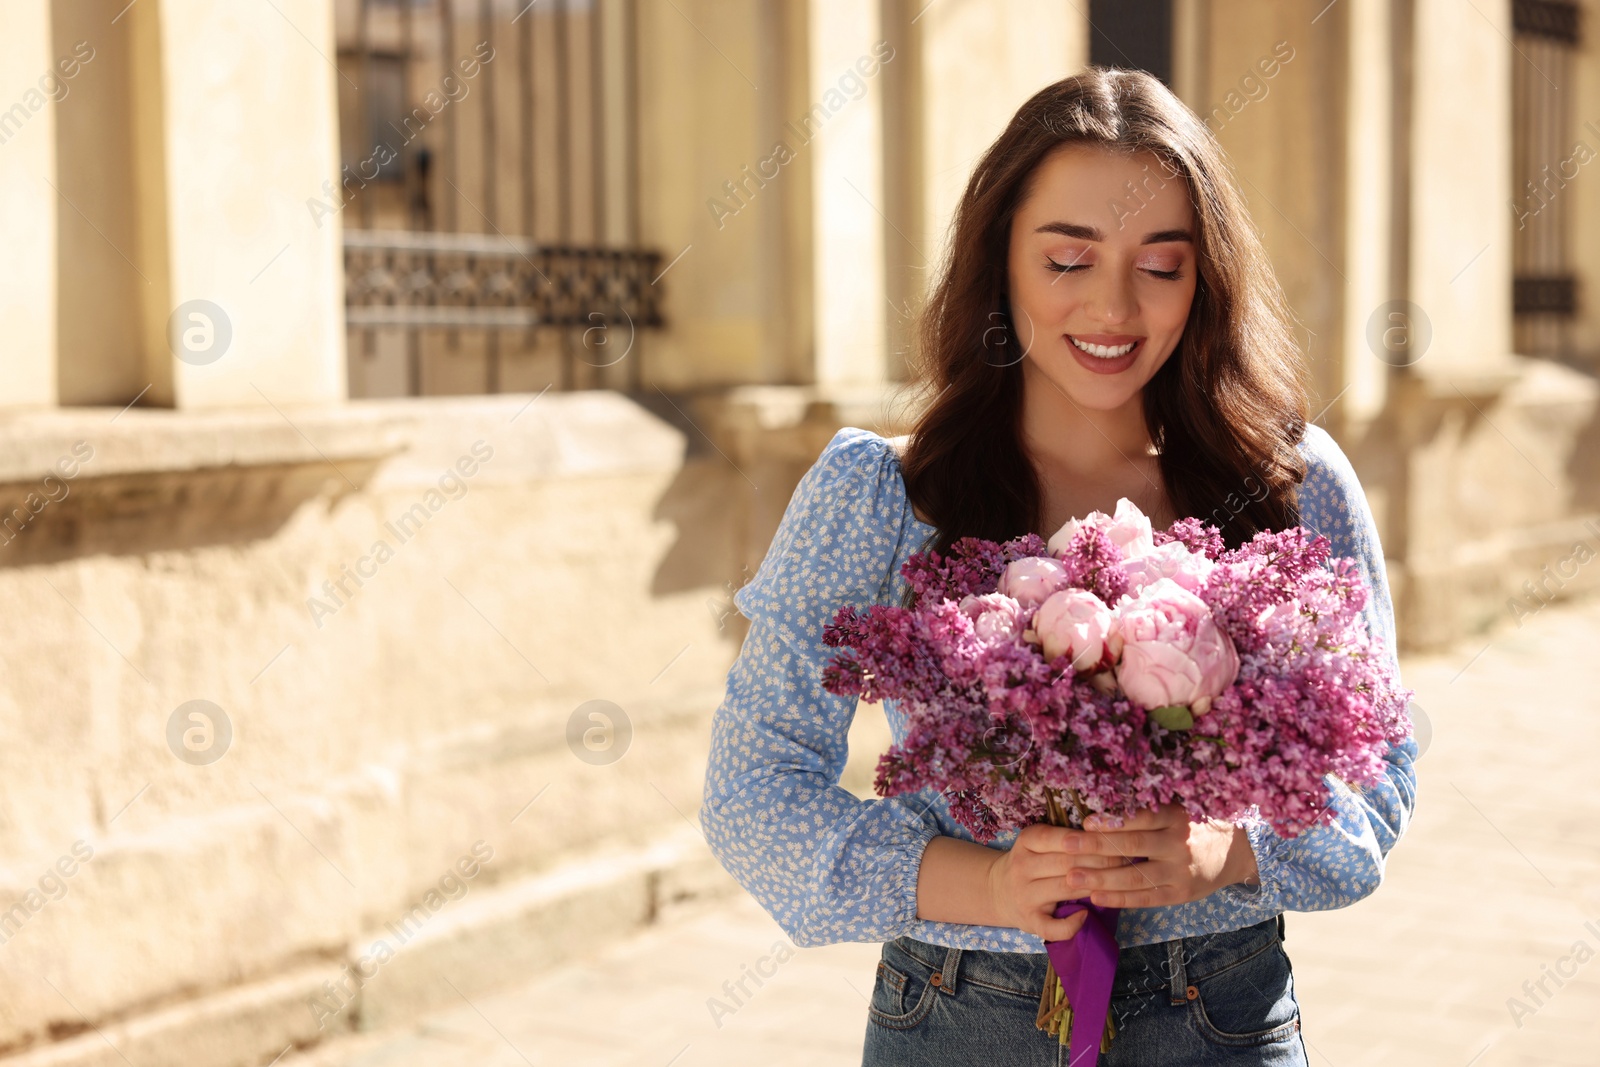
xmin=1219 ymin=423 xmax=1420 ymax=915
xmin=699 ymin=428 xmax=944 ymax=946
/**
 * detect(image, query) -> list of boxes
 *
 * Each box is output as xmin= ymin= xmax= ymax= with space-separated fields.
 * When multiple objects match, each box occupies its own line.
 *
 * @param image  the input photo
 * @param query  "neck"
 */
xmin=1018 ymin=360 xmax=1157 ymax=479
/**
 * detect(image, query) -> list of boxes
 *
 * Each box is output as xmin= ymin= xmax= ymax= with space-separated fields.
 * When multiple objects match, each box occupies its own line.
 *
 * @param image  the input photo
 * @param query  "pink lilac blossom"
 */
xmin=820 ymin=509 xmax=1414 ymax=841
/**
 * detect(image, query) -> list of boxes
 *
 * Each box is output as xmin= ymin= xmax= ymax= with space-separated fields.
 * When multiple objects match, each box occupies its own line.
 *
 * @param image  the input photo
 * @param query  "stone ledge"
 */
xmin=0 ymin=392 xmax=691 ymax=565
xmin=0 ymin=406 xmax=415 ymax=485
xmin=0 ymin=391 xmax=690 ymax=488
xmin=684 ymin=382 xmax=927 ymax=465
xmin=355 ymin=392 xmax=686 ymax=488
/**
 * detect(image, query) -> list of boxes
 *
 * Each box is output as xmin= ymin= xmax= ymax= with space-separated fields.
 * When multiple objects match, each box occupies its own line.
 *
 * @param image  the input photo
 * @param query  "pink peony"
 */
xmin=1032 ymin=588 xmax=1120 ymax=671
xmin=957 ymin=592 xmax=1027 ymax=644
xmin=1123 ymin=539 xmax=1215 ymax=596
xmin=1047 ymin=497 xmax=1155 ymax=561
xmin=1112 ymin=578 xmax=1239 ymax=713
xmin=996 ymin=556 xmax=1071 ymax=610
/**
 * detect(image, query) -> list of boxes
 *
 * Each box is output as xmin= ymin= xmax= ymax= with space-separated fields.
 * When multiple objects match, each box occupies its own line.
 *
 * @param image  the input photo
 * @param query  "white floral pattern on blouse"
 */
xmin=699 ymin=425 xmax=1419 ymax=951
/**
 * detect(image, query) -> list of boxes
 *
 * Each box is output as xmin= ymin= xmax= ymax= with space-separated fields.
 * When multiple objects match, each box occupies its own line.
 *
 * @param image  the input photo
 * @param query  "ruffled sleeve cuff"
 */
xmin=1217 ymin=813 xmax=1288 ymax=913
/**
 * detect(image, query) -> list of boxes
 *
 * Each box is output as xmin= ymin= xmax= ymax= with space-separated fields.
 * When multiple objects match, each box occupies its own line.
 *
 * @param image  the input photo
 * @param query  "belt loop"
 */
xmin=1277 ymin=913 xmax=1286 ymax=942
xmin=1166 ymin=937 xmax=1190 ymax=1006
xmin=938 ymin=944 xmax=962 ymax=994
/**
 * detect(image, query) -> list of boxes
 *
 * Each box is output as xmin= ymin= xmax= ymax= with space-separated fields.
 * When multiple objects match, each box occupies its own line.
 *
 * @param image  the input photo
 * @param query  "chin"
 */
xmin=1028 ymin=355 xmax=1153 ymax=412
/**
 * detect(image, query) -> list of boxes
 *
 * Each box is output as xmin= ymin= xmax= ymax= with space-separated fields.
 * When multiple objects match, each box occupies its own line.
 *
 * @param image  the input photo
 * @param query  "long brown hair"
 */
xmin=898 ymin=67 xmax=1309 ymax=593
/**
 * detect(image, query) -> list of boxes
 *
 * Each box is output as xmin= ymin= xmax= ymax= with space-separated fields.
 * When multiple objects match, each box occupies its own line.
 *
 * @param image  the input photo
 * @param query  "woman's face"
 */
xmin=1006 ymin=144 xmax=1198 ymax=412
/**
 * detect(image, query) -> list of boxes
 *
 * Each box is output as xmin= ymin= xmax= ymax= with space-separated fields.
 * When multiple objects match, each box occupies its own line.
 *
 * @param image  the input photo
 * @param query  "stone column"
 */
xmin=917 ymin=1 xmax=1089 ymax=273
xmin=1203 ymin=0 xmax=1350 ymax=419
xmin=1406 ymin=0 xmax=1515 ymax=373
xmin=634 ymin=0 xmax=809 ymax=389
xmin=0 ymin=0 xmax=57 ymax=408
xmin=807 ymin=0 xmax=889 ymax=386
xmin=1340 ymin=0 xmax=1397 ymax=429
xmin=1386 ymin=0 xmax=1522 ymax=649
xmin=126 ymin=0 xmax=347 ymax=408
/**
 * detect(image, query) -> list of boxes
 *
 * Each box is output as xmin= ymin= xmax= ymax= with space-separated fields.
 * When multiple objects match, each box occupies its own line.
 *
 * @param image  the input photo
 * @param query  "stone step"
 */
xmin=0 ymin=827 xmax=733 ymax=1067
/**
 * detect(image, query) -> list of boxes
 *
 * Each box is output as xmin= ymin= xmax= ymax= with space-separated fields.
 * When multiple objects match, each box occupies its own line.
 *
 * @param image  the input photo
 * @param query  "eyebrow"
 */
xmin=1033 ymin=221 xmax=1194 ymax=245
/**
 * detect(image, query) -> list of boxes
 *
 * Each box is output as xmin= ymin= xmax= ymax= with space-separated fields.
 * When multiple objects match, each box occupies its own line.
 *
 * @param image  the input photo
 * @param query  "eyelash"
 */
xmin=1046 ymin=259 xmax=1184 ymax=281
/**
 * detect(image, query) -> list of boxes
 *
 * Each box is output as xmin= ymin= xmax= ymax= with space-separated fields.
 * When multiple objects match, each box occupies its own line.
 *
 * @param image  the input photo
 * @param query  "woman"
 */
xmin=699 ymin=68 xmax=1416 ymax=1066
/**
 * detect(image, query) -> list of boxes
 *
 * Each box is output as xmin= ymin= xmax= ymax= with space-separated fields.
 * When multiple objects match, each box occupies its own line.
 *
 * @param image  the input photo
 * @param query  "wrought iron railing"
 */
xmin=334 ymin=0 xmax=661 ymax=395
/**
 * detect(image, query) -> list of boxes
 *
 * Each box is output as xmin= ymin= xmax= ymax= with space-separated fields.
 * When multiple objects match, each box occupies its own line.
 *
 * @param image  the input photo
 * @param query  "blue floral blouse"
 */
xmin=699 ymin=425 xmax=1419 ymax=951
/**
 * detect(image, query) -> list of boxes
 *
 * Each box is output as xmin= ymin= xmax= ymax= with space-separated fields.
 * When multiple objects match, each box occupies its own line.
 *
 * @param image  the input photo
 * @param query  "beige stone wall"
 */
xmin=0 ymin=0 xmax=57 ymax=408
xmin=0 ymin=394 xmax=735 ymax=1053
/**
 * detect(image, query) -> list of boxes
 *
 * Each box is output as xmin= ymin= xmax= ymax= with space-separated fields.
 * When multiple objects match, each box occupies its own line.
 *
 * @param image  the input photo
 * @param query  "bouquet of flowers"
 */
xmin=820 ymin=500 xmax=1412 ymax=1063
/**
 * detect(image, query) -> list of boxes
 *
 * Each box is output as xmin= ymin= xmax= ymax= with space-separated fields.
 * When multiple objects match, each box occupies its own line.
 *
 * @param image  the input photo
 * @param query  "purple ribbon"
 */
xmin=1044 ymin=900 xmax=1121 ymax=1067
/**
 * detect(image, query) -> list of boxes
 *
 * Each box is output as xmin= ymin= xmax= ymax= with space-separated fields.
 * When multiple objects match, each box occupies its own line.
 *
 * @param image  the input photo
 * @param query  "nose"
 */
xmin=1085 ymin=269 xmax=1136 ymax=326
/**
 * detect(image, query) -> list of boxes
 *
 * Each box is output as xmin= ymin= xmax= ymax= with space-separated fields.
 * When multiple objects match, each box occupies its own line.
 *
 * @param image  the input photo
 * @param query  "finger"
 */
xmin=1066 ymin=827 xmax=1166 ymax=859
xmin=1020 ymin=853 xmax=1130 ymax=878
xmin=1151 ymin=802 xmax=1191 ymax=827
xmin=1036 ymin=908 xmax=1089 ymax=943
xmin=1086 ymin=803 xmax=1183 ymax=832
xmin=1083 ymin=808 xmax=1152 ymax=832
xmin=1065 ymin=862 xmax=1173 ymax=895
xmin=1016 ymin=824 xmax=1080 ymax=854
xmin=1090 ymin=886 xmax=1179 ymax=909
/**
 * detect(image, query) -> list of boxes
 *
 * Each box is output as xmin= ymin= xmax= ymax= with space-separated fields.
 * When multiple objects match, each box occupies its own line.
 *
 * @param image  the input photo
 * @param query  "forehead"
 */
xmin=1014 ymin=143 xmax=1193 ymax=233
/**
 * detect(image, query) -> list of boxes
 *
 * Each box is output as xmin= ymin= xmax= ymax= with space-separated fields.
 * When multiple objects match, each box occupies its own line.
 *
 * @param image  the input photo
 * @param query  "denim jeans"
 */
xmin=861 ymin=915 xmax=1307 ymax=1066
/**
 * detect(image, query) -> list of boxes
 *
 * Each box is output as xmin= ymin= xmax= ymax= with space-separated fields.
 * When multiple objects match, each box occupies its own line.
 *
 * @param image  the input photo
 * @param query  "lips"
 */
xmin=1065 ymin=334 xmax=1143 ymax=375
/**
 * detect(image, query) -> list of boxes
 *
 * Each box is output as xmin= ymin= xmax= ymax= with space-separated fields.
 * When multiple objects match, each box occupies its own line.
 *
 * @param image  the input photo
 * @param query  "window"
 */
xmin=1510 ymin=0 xmax=1582 ymax=359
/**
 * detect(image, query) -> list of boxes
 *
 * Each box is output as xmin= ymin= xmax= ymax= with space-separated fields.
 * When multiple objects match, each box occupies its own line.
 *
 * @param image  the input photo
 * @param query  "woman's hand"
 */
xmin=1060 ymin=803 xmax=1260 ymax=909
xmin=983 ymin=824 xmax=1131 ymax=941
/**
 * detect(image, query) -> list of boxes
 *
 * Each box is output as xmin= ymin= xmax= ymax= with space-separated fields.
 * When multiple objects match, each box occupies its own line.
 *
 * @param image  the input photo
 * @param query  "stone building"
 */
xmin=0 ymin=0 xmax=1595 ymax=1064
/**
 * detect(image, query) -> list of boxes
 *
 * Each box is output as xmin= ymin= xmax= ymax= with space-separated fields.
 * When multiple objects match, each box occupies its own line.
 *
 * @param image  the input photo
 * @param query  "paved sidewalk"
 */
xmin=298 ymin=895 xmax=876 ymax=1067
xmin=303 ymin=592 xmax=1600 ymax=1067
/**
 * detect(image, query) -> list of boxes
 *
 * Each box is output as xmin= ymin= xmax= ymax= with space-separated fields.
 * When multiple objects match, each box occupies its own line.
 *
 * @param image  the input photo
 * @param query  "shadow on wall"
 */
xmin=636 ymin=391 xmax=748 ymax=607
xmin=634 ymin=389 xmax=823 ymax=647
xmin=1568 ymin=390 xmax=1600 ymax=515
xmin=0 ymin=463 xmax=379 ymax=569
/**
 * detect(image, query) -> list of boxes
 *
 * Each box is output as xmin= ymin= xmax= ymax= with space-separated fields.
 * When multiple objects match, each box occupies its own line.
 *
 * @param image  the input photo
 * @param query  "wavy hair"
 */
xmin=898 ymin=67 xmax=1310 ymax=603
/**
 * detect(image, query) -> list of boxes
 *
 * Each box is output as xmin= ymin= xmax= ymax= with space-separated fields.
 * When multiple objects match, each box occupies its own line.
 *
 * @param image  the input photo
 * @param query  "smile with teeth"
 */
xmin=1068 ymin=335 xmax=1141 ymax=358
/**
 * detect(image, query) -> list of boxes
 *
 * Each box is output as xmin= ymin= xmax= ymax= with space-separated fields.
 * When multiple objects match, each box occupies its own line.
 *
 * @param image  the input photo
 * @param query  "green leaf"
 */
xmin=1149 ymin=704 xmax=1195 ymax=730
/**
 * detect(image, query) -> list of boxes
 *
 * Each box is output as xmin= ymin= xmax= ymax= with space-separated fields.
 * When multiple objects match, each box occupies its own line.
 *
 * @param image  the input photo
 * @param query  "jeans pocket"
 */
xmin=1188 ymin=940 xmax=1303 ymax=1048
xmin=867 ymin=940 xmax=939 ymax=1031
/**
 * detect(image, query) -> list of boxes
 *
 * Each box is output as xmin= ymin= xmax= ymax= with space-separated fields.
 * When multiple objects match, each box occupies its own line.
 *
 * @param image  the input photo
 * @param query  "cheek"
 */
xmin=1006 ymin=261 xmax=1048 ymax=335
xmin=1149 ymin=279 xmax=1197 ymax=335
xmin=1011 ymin=267 xmax=1077 ymax=323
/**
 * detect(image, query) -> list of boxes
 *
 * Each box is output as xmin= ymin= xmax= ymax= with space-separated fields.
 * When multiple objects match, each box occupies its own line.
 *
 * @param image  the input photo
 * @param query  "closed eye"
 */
xmin=1046 ymin=258 xmax=1183 ymax=281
